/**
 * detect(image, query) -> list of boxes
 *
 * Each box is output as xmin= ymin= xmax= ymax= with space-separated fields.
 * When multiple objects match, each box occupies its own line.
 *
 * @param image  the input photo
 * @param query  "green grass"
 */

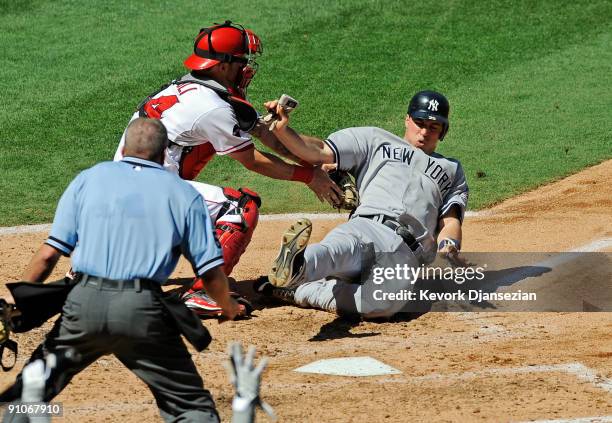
xmin=0 ymin=0 xmax=610 ymax=225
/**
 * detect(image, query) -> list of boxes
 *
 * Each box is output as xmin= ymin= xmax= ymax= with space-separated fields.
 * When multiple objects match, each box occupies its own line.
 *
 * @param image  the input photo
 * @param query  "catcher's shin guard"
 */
xmin=216 ymin=187 xmax=261 ymax=275
xmin=190 ymin=187 xmax=260 ymax=293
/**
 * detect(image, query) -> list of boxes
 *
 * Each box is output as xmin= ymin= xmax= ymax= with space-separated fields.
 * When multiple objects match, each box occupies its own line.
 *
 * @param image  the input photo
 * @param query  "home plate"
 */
xmin=294 ymin=356 xmax=401 ymax=377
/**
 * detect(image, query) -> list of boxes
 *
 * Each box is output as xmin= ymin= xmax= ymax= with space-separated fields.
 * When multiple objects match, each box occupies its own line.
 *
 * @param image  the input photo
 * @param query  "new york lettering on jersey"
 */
xmin=381 ymin=145 xmax=415 ymax=165
xmin=325 ymin=127 xmax=467 ymax=235
xmin=379 ymin=144 xmax=453 ymax=194
xmin=423 ymin=156 xmax=454 ymax=194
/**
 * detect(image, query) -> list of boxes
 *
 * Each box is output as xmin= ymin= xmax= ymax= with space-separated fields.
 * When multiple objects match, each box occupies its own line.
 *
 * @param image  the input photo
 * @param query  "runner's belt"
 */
xmin=358 ymin=214 xmax=420 ymax=252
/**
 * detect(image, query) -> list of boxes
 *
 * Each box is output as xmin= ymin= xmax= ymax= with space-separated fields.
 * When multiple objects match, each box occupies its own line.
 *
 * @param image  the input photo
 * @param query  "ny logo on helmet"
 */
xmin=428 ymin=99 xmax=439 ymax=111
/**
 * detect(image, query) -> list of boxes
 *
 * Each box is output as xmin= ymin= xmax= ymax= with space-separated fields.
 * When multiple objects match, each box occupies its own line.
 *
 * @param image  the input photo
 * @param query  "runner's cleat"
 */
xmin=268 ymin=218 xmax=312 ymax=287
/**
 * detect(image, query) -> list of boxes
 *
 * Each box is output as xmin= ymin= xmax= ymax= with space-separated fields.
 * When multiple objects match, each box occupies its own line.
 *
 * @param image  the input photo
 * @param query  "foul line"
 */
xmin=571 ymin=238 xmax=612 ymax=252
xmin=402 ymin=362 xmax=612 ymax=394
xmin=517 ymin=416 xmax=612 ymax=423
xmin=261 ymin=212 xmax=348 ymax=221
xmin=0 ymin=223 xmax=52 ymax=236
xmin=0 ymin=211 xmax=480 ymax=236
xmin=483 ymin=237 xmax=612 ymax=289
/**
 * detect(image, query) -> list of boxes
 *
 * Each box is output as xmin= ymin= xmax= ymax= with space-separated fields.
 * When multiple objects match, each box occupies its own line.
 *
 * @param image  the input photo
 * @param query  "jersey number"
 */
xmin=143 ymin=95 xmax=179 ymax=119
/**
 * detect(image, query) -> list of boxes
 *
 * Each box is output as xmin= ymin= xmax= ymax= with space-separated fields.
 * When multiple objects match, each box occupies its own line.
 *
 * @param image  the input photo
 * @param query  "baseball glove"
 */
xmin=0 ymin=299 xmax=18 ymax=371
xmin=328 ymin=170 xmax=359 ymax=212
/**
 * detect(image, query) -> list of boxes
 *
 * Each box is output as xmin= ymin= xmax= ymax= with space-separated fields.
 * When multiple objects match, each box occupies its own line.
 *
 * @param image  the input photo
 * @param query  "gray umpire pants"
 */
xmin=30 ymin=280 xmax=218 ymax=423
xmin=294 ymin=217 xmax=420 ymax=318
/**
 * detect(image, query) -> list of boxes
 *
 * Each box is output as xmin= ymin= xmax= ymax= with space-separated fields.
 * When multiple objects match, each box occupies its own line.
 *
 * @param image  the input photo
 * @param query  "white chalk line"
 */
xmin=60 ymin=362 xmax=612 ymax=420
xmin=446 ymin=239 xmax=612 ymax=421
xmin=400 ymin=362 xmax=612 ymax=394
xmin=452 ymin=236 xmax=612 ymax=327
xmin=0 ymin=211 xmax=480 ymax=236
xmin=481 ymin=237 xmax=612 ymax=289
xmin=376 ymin=362 xmax=612 ymax=422
xmin=0 ymin=223 xmax=52 ymax=236
xmin=262 ymin=212 xmax=348 ymax=221
xmin=424 ymin=363 xmax=612 ymax=423
xmin=517 ymin=416 xmax=612 ymax=423
xmin=571 ymin=238 xmax=612 ymax=252
xmin=286 ymin=361 xmax=612 ymax=395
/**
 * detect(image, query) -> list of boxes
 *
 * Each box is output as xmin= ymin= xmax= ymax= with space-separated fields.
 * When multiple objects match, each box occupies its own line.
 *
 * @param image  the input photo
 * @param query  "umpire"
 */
xmin=3 ymin=118 xmax=238 ymax=422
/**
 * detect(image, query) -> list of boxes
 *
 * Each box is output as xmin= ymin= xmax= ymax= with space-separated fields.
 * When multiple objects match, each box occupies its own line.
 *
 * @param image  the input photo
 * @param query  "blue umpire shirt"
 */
xmin=45 ymin=157 xmax=224 ymax=283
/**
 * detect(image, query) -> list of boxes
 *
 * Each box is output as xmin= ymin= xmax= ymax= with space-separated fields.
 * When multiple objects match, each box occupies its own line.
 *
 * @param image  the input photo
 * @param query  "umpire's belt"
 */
xmin=359 ymin=215 xmax=420 ymax=252
xmin=79 ymin=274 xmax=211 ymax=351
xmin=80 ymin=274 xmax=161 ymax=292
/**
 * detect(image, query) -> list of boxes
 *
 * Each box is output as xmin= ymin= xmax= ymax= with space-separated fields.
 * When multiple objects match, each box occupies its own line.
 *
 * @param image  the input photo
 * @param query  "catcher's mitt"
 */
xmin=329 ymin=170 xmax=359 ymax=212
xmin=0 ymin=299 xmax=18 ymax=371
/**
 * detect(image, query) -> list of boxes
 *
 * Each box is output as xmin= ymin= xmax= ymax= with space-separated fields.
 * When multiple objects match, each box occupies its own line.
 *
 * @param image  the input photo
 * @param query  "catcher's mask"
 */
xmin=407 ymin=90 xmax=450 ymax=140
xmin=184 ymin=20 xmax=263 ymax=98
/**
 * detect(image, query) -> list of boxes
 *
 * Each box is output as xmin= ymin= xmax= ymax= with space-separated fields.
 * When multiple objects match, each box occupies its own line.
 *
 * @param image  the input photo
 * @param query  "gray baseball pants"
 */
xmin=294 ymin=217 xmax=419 ymax=318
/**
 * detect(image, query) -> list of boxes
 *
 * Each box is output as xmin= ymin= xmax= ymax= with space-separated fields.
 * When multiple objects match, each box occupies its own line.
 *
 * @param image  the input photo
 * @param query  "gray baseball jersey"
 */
xmin=293 ymin=126 xmax=469 ymax=318
xmin=325 ymin=126 xmax=468 ymax=235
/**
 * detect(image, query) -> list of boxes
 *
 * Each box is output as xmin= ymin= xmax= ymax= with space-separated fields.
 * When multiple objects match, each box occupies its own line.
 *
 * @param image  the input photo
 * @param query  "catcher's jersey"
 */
xmin=325 ymin=127 xmax=468 ymax=236
xmin=114 ymin=75 xmax=253 ymax=179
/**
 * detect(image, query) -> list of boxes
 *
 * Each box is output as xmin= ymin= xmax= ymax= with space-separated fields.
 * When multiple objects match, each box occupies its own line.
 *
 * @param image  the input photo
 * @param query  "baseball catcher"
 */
xmin=112 ymin=21 xmax=342 ymax=317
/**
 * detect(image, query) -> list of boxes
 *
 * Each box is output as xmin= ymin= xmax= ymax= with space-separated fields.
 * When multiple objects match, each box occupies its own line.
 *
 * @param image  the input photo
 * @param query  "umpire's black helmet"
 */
xmin=407 ymin=90 xmax=450 ymax=140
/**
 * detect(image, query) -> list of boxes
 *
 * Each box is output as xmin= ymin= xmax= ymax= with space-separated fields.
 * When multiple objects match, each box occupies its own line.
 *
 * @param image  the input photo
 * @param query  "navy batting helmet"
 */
xmin=407 ymin=90 xmax=450 ymax=140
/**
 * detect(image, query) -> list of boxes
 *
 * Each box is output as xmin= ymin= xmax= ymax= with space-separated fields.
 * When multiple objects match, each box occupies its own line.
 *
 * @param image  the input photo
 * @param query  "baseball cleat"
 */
xmin=183 ymin=290 xmax=251 ymax=318
xmin=253 ymin=276 xmax=273 ymax=295
xmin=254 ymin=276 xmax=297 ymax=304
xmin=183 ymin=291 xmax=225 ymax=316
xmin=268 ymin=218 xmax=312 ymax=287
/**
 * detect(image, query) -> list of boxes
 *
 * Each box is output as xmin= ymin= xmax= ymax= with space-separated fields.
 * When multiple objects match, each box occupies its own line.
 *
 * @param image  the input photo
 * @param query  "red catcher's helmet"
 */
xmin=184 ymin=21 xmax=263 ymax=98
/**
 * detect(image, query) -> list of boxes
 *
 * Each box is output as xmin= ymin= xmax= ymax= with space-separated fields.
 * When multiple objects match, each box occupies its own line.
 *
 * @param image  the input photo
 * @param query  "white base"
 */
xmin=293 ymin=356 xmax=401 ymax=377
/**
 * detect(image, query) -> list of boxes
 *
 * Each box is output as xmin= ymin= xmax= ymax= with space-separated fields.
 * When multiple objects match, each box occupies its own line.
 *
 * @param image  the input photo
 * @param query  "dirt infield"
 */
xmin=1 ymin=160 xmax=611 ymax=422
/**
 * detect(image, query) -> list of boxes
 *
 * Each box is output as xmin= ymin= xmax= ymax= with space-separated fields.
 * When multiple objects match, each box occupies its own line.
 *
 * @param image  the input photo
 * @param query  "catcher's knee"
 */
xmin=216 ymin=187 xmax=260 ymax=275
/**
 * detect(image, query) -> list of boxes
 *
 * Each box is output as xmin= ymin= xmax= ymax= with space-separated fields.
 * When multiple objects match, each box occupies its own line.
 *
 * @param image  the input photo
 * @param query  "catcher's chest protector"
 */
xmin=178 ymin=143 xmax=217 ymax=180
xmin=138 ymin=78 xmax=258 ymax=181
